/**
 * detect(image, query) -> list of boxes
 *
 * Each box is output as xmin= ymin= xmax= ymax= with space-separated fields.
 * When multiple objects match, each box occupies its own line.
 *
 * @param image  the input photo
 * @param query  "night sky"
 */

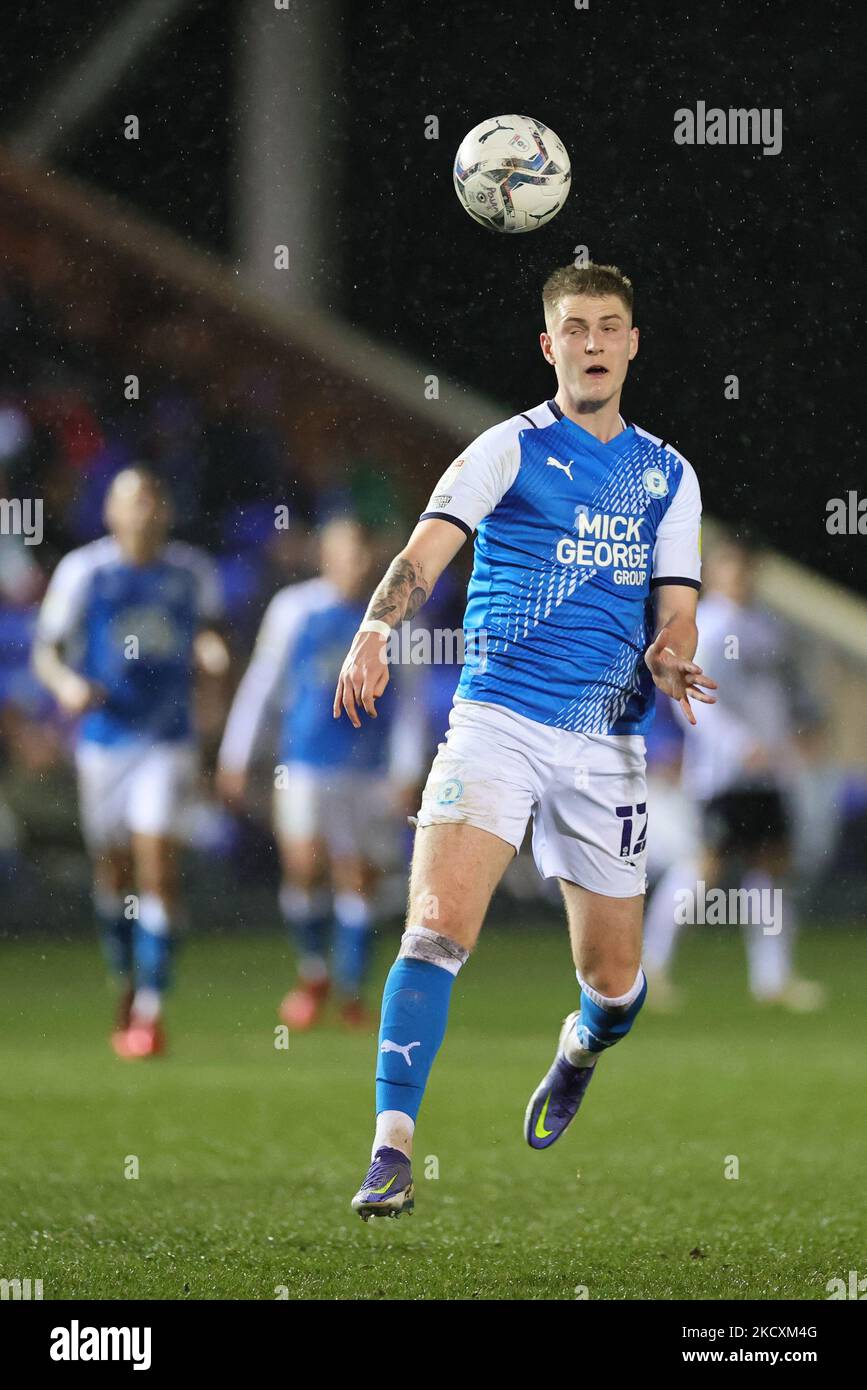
xmin=3 ymin=0 xmax=864 ymax=593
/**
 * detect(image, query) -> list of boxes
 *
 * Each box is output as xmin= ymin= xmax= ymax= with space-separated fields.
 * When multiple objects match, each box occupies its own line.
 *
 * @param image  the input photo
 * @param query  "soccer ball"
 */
xmin=453 ymin=115 xmax=571 ymax=233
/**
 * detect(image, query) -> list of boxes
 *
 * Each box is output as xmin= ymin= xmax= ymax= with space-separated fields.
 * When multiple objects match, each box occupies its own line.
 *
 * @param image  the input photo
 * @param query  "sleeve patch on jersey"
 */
xmin=432 ymin=459 xmax=466 ymax=493
xmin=650 ymin=576 xmax=702 ymax=590
xmin=431 ymin=493 xmax=452 ymax=508
xmin=419 ymin=511 xmax=473 ymax=539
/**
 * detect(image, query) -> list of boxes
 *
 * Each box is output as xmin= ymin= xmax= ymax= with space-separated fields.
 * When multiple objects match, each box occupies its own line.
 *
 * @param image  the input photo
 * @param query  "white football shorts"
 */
xmin=416 ymin=697 xmax=649 ymax=896
xmin=75 ymin=740 xmax=199 ymax=850
xmin=273 ymin=763 xmax=394 ymax=862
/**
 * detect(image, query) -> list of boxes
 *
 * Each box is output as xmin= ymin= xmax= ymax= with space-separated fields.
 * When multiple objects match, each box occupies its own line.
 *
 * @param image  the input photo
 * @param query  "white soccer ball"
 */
xmin=453 ymin=115 xmax=571 ymax=233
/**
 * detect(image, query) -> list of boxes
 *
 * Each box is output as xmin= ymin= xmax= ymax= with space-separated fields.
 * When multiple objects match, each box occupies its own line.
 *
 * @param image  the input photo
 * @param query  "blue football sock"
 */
xmin=375 ymin=957 xmax=457 ymax=1122
xmin=279 ymin=885 xmax=331 ymax=977
xmin=133 ymin=894 xmax=175 ymax=993
xmin=575 ymin=969 xmax=647 ymax=1055
xmin=94 ymin=889 xmax=133 ymax=978
xmin=332 ymin=892 xmax=373 ymax=997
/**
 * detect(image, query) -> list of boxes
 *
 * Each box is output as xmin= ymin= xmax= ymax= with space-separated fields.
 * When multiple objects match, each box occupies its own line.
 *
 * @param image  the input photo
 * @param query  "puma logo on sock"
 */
xmin=381 ymin=1039 xmax=421 ymax=1067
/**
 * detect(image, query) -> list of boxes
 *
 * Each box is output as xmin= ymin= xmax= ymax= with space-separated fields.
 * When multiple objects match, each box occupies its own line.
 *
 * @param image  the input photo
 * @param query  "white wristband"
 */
xmin=359 ymin=619 xmax=392 ymax=639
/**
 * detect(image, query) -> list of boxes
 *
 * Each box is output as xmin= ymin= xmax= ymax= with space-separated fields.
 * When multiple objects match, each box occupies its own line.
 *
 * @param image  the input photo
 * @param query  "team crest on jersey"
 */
xmin=642 ymin=467 xmax=669 ymax=498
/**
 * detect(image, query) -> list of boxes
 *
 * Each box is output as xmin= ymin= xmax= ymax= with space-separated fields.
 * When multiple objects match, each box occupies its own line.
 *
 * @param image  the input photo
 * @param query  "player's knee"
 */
xmin=579 ymin=962 xmax=642 ymax=1000
xmin=281 ymin=865 xmax=319 ymax=896
xmin=700 ymin=850 xmax=721 ymax=885
xmin=142 ymin=881 xmax=178 ymax=912
xmin=136 ymin=853 xmax=179 ymax=901
xmin=405 ymin=905 xmax=478 ymax=956
xmin=95 ymin=867 xmax=126 ymax=897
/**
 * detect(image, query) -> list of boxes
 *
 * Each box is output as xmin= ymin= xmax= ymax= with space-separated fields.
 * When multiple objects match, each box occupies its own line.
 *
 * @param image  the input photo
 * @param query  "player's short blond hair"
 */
xmin=542 ymin=263 xmax=634 ymax=327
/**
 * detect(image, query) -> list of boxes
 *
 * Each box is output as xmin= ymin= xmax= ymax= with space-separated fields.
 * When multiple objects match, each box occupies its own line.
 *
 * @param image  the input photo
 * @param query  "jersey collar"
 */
xmin=546 ymin=399 xmax=634 ymax=454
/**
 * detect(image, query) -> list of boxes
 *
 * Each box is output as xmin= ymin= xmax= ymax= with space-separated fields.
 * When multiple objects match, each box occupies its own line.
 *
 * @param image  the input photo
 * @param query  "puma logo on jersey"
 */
xmin=380 ymin=1039 xmax=421 ymax=1067
xmin=546 ymin=457 xmax=574 ymax=480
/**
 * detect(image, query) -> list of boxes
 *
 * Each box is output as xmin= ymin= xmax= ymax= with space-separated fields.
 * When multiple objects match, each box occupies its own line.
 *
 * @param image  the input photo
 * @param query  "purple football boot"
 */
xmin=524 ymin=1010 xmax=598 ymax=1150
xmin=351 ymin=1146 xmax=414 ymax=1221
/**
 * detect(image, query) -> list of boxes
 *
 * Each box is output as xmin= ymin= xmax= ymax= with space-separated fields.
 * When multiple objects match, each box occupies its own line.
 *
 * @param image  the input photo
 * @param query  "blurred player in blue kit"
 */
xmin=33 ymin=468 xmax=227 ymax=1058
xmin=334 ymin=264 xmax=719 ymax=1219
xmin=217 ymin=517 xmax=424 ymax=1029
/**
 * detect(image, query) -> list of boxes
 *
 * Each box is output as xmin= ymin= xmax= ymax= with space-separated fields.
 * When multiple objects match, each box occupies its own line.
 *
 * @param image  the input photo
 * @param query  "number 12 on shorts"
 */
xmin=616 ymin=802 xmax=647 ymax=860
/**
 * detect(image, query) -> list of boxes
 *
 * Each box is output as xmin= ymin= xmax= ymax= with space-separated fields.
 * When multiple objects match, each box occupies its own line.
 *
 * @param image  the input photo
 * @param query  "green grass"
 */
xmin=1 ymin=922 xmax=865 ymax=1300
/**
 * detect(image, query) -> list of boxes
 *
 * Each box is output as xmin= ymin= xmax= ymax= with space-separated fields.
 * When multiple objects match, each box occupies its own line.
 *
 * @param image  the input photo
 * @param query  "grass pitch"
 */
xmin=1 ymin=920 xmax=864 ymax=1300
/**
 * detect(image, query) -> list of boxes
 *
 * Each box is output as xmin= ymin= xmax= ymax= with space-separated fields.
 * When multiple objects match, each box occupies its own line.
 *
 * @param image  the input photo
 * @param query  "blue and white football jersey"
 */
xmin=36 ymin=537 xmax=222 ymax=745
xmin=219 ymin=577 xmax=423 ymax=775
xmin=421 ymin=400 xmax=702 ymax=734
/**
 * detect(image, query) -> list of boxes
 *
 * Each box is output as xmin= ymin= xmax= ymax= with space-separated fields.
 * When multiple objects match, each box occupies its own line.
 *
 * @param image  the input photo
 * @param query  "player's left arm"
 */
xmin=645 ymin=584 xmax=717 ymax=726
xmin=644 ymin=452 xmax=717 ymax=725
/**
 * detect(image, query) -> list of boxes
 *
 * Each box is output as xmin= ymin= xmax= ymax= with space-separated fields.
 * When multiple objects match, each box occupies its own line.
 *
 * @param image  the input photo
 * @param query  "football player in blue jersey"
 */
xmin=216 ymin=516 xmax=424 ymax=1030
xmin=33 ymin=468 xmax=226 ymax=1058
xmin=335 ymin=263 xmax=718 ymax=1219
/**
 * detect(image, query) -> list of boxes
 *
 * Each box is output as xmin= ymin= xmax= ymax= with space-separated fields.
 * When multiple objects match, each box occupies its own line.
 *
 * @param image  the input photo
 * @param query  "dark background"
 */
xmin=3 ymin=0 xmax=864 ymax=591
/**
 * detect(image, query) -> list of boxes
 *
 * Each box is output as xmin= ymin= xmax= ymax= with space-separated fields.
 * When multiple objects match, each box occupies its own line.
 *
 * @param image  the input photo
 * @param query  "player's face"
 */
xmin=707 ymin=545 xmax=756 ymax=604
xmin=106 ymin=474 xmax=169 ymax=552
xmin=541 ymin=294 xmax=638 ymax=409
xmin=319 ymin=523 xmax=372 ymax=595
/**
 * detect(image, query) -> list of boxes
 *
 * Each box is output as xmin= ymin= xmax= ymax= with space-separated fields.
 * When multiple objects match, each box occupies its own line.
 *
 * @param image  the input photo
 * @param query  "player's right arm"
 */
xmin=333 ymin=517 xmax=467 ymax=729
xmin=31 ymin=550 xmax=104 ymax=717
xmin=32 ymin=643 xmax=100 ymax=716
xmin=335 ymin=419 xmax=522 ymax=727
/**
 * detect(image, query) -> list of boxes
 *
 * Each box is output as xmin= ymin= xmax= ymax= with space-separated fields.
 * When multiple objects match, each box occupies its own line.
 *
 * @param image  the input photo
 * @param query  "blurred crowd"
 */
xmin=0 ymin=271 xmax=467 ymax=908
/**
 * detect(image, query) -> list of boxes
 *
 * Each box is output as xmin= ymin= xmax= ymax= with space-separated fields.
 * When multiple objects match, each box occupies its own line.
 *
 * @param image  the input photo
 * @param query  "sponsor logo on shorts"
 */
xmin=435 ymin=777 xmax=464 ymax=805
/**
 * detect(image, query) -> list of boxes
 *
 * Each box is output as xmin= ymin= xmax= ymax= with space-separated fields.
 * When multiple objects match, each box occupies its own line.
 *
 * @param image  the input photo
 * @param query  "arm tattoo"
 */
xmin=367 ymin=556 xmax=429 ymax=626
